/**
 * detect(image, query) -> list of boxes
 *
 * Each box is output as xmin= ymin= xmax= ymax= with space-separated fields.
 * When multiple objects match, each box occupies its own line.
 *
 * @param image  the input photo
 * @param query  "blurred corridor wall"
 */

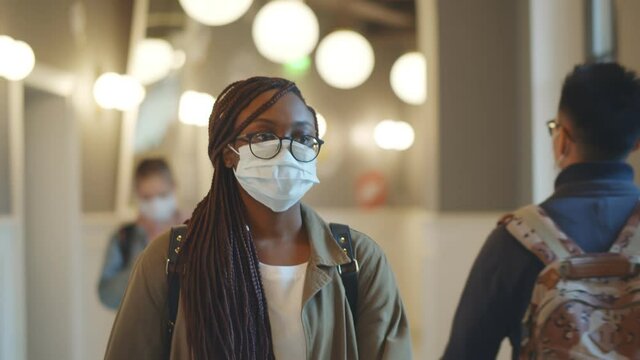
xmin=618 ymin=0 xmax=640 ymax=180
xmin=0 ymin=80 xmax=10 ymax=214
xmin=437 ymin=0 xmax=521 ymax=211
xmin=0 ymin=1 xmax=134 ymax=359
xmin=0 ymin=0 xmax=134 ymax=213
xmin=528 ymin=0 xmax=585 ymax=203
xmin=436 ymin=0 xmax=587 ymax=210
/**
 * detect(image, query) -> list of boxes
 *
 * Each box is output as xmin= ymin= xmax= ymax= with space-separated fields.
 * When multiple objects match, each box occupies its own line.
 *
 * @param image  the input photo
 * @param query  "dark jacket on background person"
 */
xmin=104 ymin=204 xmax=412 ymax=360
xmin=443 ymin=162 xmax=640 ymax=359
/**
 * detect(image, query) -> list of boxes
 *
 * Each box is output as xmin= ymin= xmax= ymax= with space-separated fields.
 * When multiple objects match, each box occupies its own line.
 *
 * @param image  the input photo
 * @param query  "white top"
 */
xmin=259 ymin=262 xmax=308 ymax=360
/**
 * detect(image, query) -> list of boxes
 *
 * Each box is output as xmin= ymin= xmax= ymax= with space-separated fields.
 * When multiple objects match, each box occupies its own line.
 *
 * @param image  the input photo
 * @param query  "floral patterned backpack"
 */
xmin=506 ymin=204 xmax=640 ymax=359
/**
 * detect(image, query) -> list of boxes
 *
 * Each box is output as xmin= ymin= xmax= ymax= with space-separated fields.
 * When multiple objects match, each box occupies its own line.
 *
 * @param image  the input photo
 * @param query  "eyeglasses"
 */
xmin=546 ymin=119 xmax=560 ymax=136
xmin=235 ymin=132 xmax=324 ymax=162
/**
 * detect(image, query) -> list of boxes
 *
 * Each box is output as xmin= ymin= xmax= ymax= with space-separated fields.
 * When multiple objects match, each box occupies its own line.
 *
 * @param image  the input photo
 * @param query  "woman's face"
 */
xmin=224 ymin=90 xmax=316 ymax=167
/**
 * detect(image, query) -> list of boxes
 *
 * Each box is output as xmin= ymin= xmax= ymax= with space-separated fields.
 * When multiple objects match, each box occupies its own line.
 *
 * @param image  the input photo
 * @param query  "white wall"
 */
xmin=80 ymin=215 xmax=120 ymax=360
xmin=617 ymin=0 xmax=640 ymax=178
xmin=0 ymin=80 xmax=10 ymax=215
xmin=0 ymin=218 xmax=26 ymax=360
xmin=23 ymin=86 xmax=83 ymax=360
xmin=529 ymin=0 xmax=585 ymax=202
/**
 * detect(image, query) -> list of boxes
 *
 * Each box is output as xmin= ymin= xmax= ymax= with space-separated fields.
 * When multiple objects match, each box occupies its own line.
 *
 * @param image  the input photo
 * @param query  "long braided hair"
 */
xmin=181 ymin=77 xmax=317 ymax=359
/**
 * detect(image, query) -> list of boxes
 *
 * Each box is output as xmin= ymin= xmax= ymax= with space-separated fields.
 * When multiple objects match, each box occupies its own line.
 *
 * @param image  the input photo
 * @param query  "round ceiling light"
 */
xmin=0 ymin=35 xmax=36 ymax=81
xmin=93 ymin=72 xmax=146 ymax=111
xmin=179 ymin=90 xmax=215 ymax=127
xmin=252 ymin=0 xmax=319 ymax=64
xmin=316 ymin=113 xmax=327 ymax=138
xmin=390 ymin=52 xmax=427 ymax=105
xmin=178 ymin=0 xmax=253 ymax=26
xmin=315 ymin=30 xmax=374 ymax=89
xmin=374 ymin=119 xmax=415 ymax=151
xmin=131 ymin=38 xmax=175 ymax=85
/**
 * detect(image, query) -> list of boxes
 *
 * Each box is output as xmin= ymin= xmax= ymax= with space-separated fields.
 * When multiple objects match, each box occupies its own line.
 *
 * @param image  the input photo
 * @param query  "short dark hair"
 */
xmin=559 ymin=62 xmax=640 ymax=161
xmin=134 ymin=158 xmax=174 ymax=185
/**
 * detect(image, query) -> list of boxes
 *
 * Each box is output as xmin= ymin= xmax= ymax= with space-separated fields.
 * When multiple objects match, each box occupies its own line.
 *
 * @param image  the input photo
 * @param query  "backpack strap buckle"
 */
xmin=338 ymin=259 xmax=360 ymax=275
xmin=559 ymin=253 xmax=639 ymax=280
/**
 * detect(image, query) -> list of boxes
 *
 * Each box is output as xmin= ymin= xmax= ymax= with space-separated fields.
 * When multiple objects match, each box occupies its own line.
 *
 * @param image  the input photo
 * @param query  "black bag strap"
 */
xmin=329 ymin=223 xmax=359 ymax=325
xmin=166 ymin=225 xmax=187 ymax=357
xmin=117 ymin=223 xmax=137 ymax=267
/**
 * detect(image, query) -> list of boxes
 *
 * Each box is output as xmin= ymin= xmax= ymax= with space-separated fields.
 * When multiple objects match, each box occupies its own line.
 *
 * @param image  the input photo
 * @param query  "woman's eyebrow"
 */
xmin=292 ymin=120 xmax=314 ymax=128
xmin=252 ymin=118 xmax=313 ymax=126
xmin=252 ymin=118 xmax=277 ymax=126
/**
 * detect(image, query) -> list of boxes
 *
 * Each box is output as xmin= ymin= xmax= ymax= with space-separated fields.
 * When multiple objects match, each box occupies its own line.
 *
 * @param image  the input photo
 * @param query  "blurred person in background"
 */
xmin=444 ymin=63 xmax=640 ymax=359
xmin=98 ymin=158 xmax=184 ymax=310
xmin=104 ymin=76 xmax=411 ymax=359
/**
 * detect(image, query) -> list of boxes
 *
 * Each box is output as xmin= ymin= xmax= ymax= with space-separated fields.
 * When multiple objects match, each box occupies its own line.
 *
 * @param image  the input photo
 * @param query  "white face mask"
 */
xmin=139 ymin=194 xmax=177 ymax=223
xmin=229 ymin=140 xmax=320 ymax=212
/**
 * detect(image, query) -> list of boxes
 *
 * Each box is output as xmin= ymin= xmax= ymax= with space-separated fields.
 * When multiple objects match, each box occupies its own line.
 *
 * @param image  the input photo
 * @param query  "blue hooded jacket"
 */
xmin=444 ymin=162 xmax=640 ymax=359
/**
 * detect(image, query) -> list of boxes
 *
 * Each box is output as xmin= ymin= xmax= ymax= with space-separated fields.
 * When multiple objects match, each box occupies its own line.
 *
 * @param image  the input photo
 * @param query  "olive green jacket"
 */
xmin=104 ymin=205 xmax=412 ymax=359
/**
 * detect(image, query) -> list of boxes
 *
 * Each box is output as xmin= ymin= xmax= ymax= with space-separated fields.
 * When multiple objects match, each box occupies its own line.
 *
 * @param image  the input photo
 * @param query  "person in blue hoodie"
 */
xmin=443 ymin=62 xmax=640 ymax=359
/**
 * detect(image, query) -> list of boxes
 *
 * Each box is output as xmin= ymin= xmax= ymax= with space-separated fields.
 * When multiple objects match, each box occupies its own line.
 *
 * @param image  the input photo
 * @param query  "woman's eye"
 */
xmin=294 ymin=135 xmax=316 ymax=147
xmin=253 ymin=132 xmax=277 ymax=143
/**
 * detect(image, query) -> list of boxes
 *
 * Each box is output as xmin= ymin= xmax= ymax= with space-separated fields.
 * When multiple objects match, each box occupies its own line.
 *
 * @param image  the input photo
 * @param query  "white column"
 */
xmin=115 ymin=0 xmax=149 ymax=218
xmin=3 ymin=80 xmax=27 ymax=360
xmin=412 ymin=0 xmax=440 ymax=211
xmin=414 ymin=1 xmax=440 ymax=357
xmin=22 ymin=81 xmax=82 ymax=360
xmin=529 ymin=0 xmax=585 ymax=202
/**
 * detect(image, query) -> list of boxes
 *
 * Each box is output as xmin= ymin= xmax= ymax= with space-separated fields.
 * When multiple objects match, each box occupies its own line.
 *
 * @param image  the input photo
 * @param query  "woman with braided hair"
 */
xmin=104 ymin=76 xmax=411 ymax=360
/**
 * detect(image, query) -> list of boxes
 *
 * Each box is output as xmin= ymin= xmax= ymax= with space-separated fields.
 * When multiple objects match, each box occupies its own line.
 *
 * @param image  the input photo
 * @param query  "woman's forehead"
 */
xmin=235 ymin=90 xmax=314 ymax=128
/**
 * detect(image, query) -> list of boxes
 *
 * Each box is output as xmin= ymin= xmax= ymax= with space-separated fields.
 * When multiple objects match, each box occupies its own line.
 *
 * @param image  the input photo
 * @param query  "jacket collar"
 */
xmin=301 ymin=204 xmax=351 ymax=267
xmin=551 ymin=162 xmax=639 ymax=199
xmin=555 ymin=162 xmax=634 ymax=188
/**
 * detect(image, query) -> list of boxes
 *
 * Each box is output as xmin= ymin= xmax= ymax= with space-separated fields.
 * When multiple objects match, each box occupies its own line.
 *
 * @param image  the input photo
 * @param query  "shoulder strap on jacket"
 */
xmin=506 ymin=205 xmax=584 ymax=265
xmin=166 ymin=225 xmax=187 ymax=357
xmin=118 ymin=223 xmax=138 ymax=267
xmin=329 ymin=223 xmax=359 ymax=325
xmin=610 ymin=200 xmax=640 ymax=256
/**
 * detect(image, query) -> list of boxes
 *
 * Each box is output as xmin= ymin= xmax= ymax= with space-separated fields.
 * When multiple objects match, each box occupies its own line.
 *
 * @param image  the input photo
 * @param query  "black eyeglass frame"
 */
xmin=234 ymin=132 xmax=325 ymax=163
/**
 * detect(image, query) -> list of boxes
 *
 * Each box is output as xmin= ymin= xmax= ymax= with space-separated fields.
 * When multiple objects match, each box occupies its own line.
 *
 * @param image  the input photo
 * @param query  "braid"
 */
xmin=181 ymin=76 xmax=316 ymax=359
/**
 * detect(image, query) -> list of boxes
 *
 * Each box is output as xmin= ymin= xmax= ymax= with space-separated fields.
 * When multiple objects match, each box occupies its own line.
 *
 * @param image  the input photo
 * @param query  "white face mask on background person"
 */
xmin=139 ymin=193 xmax=177 ymax=222
xmin=228 ymin=140 xmax=320 ymax=212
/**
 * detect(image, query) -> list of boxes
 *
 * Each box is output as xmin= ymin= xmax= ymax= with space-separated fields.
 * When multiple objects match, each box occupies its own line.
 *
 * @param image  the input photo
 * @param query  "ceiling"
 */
xmin=145 ymin=0 xmax=416 ymax=38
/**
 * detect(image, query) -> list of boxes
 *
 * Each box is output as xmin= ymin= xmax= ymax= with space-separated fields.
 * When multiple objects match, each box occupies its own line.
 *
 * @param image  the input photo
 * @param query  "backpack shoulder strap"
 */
xmin=329 ymin=223 xmax=358 ymax=325
xmin=166 ymin=225 xmax=187 ymax=355
xmin=610 ymin=200 xmax=640 ymax=256
xmin=506 ymin=205 xmax=584 ymax=265
xmin=118 ymin=223 xmax=138 ymax=267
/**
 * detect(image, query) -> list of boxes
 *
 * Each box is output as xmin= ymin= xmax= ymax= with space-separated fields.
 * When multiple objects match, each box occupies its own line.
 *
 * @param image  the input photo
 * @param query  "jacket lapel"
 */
xmin=299 ymin=204 xmax=351 ymax=305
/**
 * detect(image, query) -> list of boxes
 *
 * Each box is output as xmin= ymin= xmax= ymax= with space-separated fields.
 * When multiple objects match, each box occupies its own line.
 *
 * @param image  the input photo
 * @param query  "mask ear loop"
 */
xmin=227 ymin=144 xmax=240 ymax=156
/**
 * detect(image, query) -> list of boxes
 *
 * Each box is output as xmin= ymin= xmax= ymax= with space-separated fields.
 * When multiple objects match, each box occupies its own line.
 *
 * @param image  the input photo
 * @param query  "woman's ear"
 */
xmin=222 ymin=145 xmax=239 ymax=168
